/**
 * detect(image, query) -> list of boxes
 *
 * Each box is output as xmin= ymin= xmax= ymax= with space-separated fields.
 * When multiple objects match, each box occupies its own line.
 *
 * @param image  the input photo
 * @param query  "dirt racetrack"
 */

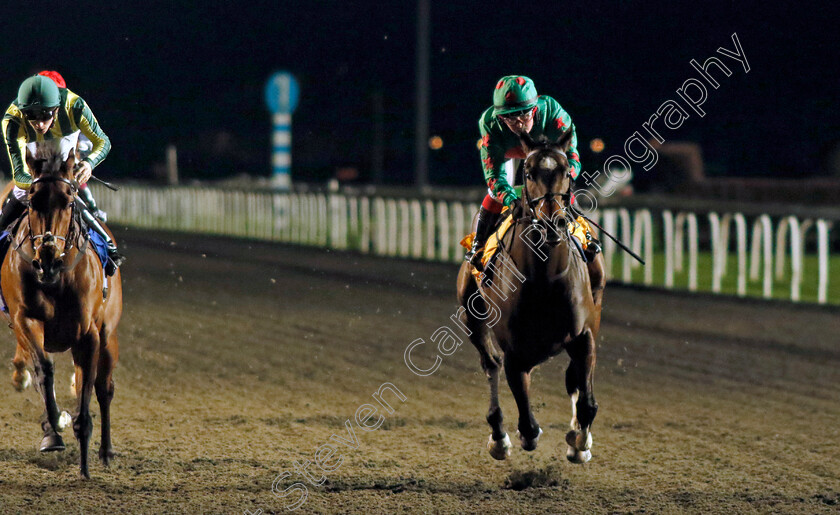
xmin=0 ymin=227 xmax=838 ymax=514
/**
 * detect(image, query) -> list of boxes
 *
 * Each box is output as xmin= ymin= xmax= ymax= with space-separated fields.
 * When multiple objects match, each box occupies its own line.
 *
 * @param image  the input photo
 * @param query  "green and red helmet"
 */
xmin=492 ymin=75 xmax=538 ymax=116
xmin=17 ymin=75 xmax=61 ymax=111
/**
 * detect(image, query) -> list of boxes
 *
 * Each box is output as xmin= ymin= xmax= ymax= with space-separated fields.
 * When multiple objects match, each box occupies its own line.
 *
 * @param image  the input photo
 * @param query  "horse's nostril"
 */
xmin=53 ymin=260 xmax=64 ymax=272
xmin=32 ymin=260 xmax=42 ymax=271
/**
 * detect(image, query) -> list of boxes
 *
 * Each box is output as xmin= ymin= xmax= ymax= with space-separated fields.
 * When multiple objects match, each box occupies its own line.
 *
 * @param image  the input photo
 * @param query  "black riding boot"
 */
xmin=583 ymin=235 xmax=602 ymax=262
xmin=0 ymin=196 xmax=26 ymax=232
xmin=465 ymin=207 xmax=502 ymax=272
xmin=79 ymin=187 xmax=106 ymax=222
xmin=81 ymin=208 xmax=125 ymax=276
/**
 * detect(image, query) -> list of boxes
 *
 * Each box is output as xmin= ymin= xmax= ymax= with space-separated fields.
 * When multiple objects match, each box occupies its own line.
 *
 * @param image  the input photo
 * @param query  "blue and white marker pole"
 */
xmin=265 ymin=72 xmax=299 ymax=191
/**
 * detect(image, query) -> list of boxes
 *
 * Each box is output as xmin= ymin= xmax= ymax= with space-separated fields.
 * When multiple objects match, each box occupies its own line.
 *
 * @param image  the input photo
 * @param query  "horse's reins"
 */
xmin=13 ymin=176 xmax=91 ymax=273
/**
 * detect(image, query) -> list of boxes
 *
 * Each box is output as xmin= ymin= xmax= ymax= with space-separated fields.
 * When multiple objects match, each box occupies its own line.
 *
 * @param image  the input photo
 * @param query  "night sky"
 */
xmin=3 ymin=1 xmax=838 ymax=185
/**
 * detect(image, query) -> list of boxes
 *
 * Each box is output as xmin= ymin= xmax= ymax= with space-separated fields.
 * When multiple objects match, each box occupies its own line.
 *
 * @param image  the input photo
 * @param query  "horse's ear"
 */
xmin=519 ymin=131 xmax=537 ymax=152
xmin=64 ymin=151 xmax=76 ymax=176
xmin=557 ymin=125 xmax=575 ymax=153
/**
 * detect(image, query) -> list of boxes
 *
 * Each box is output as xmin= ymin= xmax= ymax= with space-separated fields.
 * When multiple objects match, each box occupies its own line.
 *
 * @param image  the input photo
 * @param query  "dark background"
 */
xmin=2 ymin=1 xmax=837 ymax=185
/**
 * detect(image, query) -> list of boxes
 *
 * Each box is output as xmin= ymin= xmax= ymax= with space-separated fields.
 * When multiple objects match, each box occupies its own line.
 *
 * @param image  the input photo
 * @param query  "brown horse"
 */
xmin=457 ymin=129 xmax=603 ymax=464
xmin=1 ymin=147 xmax=122 ymax=479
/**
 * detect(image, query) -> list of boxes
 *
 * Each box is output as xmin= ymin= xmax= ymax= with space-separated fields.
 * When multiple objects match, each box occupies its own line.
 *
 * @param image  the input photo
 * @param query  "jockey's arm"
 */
xmin=479 ymin=126 xmax=518 ymax=207
xmin=69 ymin=95 xmax=110 ymax=171
xmin=1 ymin=109 xmax=32 ymax=189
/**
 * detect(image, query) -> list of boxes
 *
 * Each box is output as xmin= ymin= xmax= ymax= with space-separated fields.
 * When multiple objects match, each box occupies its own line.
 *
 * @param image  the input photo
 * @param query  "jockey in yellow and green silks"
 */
xmin=0 ymin=75 xmax=124 ymax=275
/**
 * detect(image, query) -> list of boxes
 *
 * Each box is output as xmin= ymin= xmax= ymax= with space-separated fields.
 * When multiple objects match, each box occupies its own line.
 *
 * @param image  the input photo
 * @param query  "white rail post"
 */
xmin=424 ymin=200 xmax=436 ymax=260
xmin=618 ymin=208 xmax=632 ymax=283
xmin=817 ymin=220 xmax=831 ymax=304
xmin=749 ymin=215 xmax=774 ymax=298
xmin=360 ymin=196 xmax=371 ymax=253
xmin=398 ymin=200 xmax=411 ymax=257
xmin=437 ymin=201 xmax=449 ymax=262
xmin=601 ymin=209 xmax=618 ymax=279
xmin=452 ymin=202 xmax=466 ymax=263
xmin=348 ymin=196 xmax=359 ymax=250
xmin=709 ymin=212 xmax=723 ymax=293
xmin=410 ymin=200 xmax=423 ymax=259
xmin=663 ymin=210 xmax=675 ymax=288
xmin=386 ymin=199 xmax=398 ymax=256
xmin=373 ymin=197 xmax=386 ymax=255
xmin=631 ymin=209 xmax=654 ymax=285
xmin=775 ymin=216 xmax=803 ymax=301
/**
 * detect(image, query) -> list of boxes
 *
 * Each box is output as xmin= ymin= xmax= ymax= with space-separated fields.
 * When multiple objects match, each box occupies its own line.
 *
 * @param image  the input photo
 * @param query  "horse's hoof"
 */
xmin=487 ymin=433 xmax=512 ymax=460
xmin=565 ymin=429 xmax=593 ymax=451
xmin=57 ymin=411 xmax=72 ymax=432
xmin=39 ymin=433 xmax=65 ymax=452
xmin=566 ymin=446 xmax=592 ymax=464
xmin=517 ymin=427 xmax=543 ymax=451
xmin=79 ymin=469 xmax=91 ymax=480
xmin=12 ymin=369 xmax=31 ymax=392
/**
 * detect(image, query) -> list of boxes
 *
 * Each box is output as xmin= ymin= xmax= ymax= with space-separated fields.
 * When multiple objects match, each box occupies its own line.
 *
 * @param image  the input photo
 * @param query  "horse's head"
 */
xmin=24 ymin=147 xmax=78 ymax=284
xmin=519 ymin=128 xmax=574 ymax=243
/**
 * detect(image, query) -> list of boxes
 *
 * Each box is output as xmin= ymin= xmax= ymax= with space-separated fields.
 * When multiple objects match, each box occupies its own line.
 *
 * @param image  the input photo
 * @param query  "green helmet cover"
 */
xmin=493 ymin=75 xmax=538 ymax=115
xmin=17 ymin=75 xmax=61 ymax=110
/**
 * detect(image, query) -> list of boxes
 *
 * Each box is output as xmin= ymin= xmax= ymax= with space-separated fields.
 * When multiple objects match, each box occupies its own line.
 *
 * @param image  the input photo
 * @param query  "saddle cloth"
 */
xmin=460 ymin=213 xmax=592 ymax=282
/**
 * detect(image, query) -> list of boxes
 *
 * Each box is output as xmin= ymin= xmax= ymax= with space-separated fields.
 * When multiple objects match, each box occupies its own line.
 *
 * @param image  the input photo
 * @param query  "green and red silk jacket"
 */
xmin=2 ymin=87 xmax=110 ymax=189
xmin=478 ymin=95 xmax=580 ymax=206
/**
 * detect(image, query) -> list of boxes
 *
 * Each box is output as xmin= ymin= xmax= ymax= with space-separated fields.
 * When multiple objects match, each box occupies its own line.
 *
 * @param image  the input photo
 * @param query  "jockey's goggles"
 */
xmin=499 ymin=108 xmax=534 ymax=122
xmin=23 ymin=108 xmax=57 ymax=121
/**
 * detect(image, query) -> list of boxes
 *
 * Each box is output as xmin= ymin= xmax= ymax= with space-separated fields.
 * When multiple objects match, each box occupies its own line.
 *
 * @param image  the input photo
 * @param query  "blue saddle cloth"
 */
xmin=87 ymin=228 xmax=109 ymax=271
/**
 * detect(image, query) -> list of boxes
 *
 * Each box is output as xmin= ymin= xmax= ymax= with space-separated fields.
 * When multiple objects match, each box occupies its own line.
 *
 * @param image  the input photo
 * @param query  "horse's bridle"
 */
xmin=520 ymin=147 xmax=572 ymax=224
xmin=14 ymin=176 xmax=90 ymax=273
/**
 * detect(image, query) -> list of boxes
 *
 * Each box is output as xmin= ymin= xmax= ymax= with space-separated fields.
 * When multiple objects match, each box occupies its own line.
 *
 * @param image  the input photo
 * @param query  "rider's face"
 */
xmin=25 ymin=108 xmax=57 ymax=135
xmin=499 ymin=108 xmax=535 ymax=134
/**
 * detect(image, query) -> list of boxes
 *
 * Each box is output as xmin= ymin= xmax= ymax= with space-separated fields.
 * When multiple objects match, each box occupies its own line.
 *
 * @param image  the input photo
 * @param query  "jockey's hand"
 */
xmin=74 ymin=161 xmax=92 ymax=185
xmin=509 ymin=197 xmax=525 ymax=220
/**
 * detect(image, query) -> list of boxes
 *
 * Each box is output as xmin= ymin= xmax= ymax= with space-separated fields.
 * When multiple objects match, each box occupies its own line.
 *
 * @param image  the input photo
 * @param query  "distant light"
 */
xmin=590 ymin=138 xmax=605 ymax=153
xmin=429 ymin=135 xmax=443 ymax=150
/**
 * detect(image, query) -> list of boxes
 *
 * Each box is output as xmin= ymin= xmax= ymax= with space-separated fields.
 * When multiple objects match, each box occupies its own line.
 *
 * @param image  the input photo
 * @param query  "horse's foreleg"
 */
xmin=480 ymin=337 xmax=510 ymax=460
xmin=94 ymin=331 xmax=117 ymax=466
xmin=458 ymin=269 xmax=511 ymax=460
xmin=504 ymin=355 xmax=542 ymax=451
xmin=565 ymin=330 xmax=598 ymax=463
xmin=14 ymin=322 xmax=65 ymax=452
xmin=11 ymin=342 xmax=31 ymax=391
xmin=72 ymin=332 xmax=100 ymax=479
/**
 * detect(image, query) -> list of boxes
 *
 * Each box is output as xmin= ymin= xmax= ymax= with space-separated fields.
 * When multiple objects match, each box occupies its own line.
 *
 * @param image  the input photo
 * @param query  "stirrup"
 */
xmin=105 ymin=251 xmax=126 ymax=276
xmin=465 ymin=247 xmax=485 ymax=272
xmin=584 ymin=238 xmax=602 ymax=261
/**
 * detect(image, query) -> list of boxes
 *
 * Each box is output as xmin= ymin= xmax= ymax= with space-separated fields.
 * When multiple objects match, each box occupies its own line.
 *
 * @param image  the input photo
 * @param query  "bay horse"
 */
xmin=1 ymin=147 xmax=122 ymax=479
xmin=456 ymin=129 xmax=602 ymax=464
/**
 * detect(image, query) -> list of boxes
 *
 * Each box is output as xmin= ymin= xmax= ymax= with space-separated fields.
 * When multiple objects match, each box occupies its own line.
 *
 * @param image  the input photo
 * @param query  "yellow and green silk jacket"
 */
xmin=2 ymin=87 xmax=110 ymax=188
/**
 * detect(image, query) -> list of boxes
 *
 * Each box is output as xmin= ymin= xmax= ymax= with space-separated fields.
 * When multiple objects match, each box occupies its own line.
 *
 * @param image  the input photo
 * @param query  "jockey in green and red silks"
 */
xmin=465 ymin=75 xmax=582 ymax=267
